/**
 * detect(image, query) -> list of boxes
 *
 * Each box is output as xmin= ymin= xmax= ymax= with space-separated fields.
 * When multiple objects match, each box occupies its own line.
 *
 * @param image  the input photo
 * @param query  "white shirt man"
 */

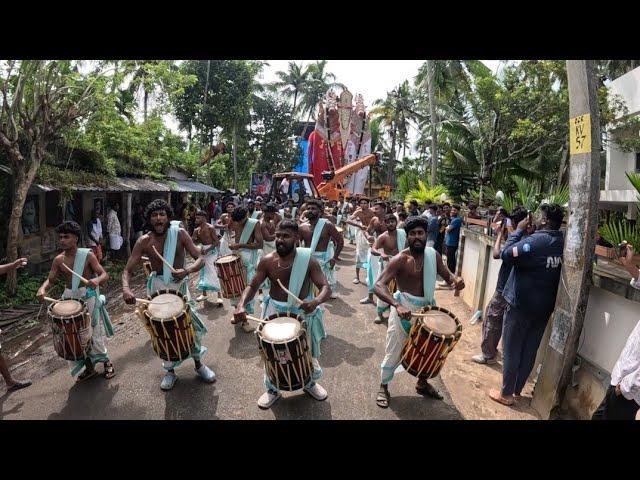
xmin=107 ymin=207 xmax=122 ymax=251
xmin=592 ymin=245 xmax=640 ymax=420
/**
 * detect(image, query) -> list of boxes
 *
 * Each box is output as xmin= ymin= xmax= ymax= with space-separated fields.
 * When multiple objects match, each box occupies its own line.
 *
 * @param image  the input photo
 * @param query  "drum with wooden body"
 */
xmin=214 ymin=254 xmax=247 ymax=299
xmin=48 ymin=299 xmax=92 ymax=361
xmin=257 ymin=313 xmax=313 ymax=391
xmin=401 ymin=306 xmax=462 ymax=379
xmin=139 ymin=290 xmax=195 ymax=362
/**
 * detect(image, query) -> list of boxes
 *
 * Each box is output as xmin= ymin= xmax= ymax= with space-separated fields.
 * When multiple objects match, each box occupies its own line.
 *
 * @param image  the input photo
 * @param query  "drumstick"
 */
xmin=245 ymin=315 xmax=268 ymax=324
xmin=276 ymin=279 xmax=303 ymax=305
xmin=61 ymin=263 xmax=89 ymax=284
xmin=43 ymin=296 xmax=59 ymax=303
xmin=152 ymin=245 xmax=178 ymax=274
xmin=136 ymin=298 xmax=152 ymax=304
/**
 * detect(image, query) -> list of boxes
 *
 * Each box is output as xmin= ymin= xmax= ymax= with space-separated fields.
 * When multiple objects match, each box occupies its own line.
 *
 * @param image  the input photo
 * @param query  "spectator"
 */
xmin=444 ymin=205 xmax=463 ymax=274
xmin=397 ymin=211 xmax=408 ymax=230
xmin=86 ymin=208 xmax=104 ymax=263
xmin=106 ymin=203 xmax=123 ymax=261
xmin=472 ymin=207 xmax=530 ymax=365
xmin=591 ymin=243 xmax=640 ymax=420
xmin=132 ymin=203 xmax=145 ymax=244
xmin=489 ymin=203 xmax=565 ymax=406
xmin=0 ymin=258 xmax=32 ymax=393
xmin=467 ymin=203 xmax=482 ymax=219
xmin=426 ymin=205 xmax=440 ymax=250
xmin=409 ymin=199 xmax=420 ymax=217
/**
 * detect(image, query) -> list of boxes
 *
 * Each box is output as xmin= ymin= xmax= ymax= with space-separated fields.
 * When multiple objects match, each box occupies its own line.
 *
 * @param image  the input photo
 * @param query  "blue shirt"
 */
xmin=445 ymin=216 xmax=462 ymax=247
xmin=501 ymin=228 xmax=564 ymax=317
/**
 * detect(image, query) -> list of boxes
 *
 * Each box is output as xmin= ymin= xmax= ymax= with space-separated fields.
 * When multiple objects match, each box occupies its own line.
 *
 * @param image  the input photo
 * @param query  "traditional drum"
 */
xmin=257 ymin=313 xmax=314 ymax=391
xmin=139 ymin=290 xmax=195 ymax=362
xmin=401 ymin=306 xmax=462 ymax=379
xmin=48 ymin=299 xmax=92 ymax=361
xmin=214 ymin=254 xmax=247 ymax=299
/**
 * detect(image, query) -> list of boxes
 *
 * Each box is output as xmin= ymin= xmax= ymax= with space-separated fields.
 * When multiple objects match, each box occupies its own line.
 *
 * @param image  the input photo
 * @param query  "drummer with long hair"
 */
xmin=122 ymin=199 xmax=216 ymax=391
xmin=233 ymin=220 xmax=331 ymax=409
xmin=373 ymin=216 xmax=464 ymax=408
xmin=37 ymin=221 xmax=116 ymax=382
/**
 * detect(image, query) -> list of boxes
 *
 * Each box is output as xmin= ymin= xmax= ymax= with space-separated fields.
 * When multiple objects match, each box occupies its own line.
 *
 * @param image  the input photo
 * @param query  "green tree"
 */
xmin=0 ymin=60 xmax=106 ymax=294
xmin=269 ymin=61 xmax=309 ymax=116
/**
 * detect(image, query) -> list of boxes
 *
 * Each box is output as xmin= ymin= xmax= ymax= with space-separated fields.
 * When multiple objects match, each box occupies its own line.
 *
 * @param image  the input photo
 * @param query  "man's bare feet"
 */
xmin=489 ymin=389 xmax=514 ymax=406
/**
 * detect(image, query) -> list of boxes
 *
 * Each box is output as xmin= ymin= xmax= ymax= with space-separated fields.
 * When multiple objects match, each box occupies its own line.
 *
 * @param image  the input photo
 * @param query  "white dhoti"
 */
xmin=355 ymin=227 xmax=369 ymax=270
xmin=376 ymin=258 xmax=390 ymax=315
xmin=312 ymin=243 xmax=336 ymax=291
xmin=198 ymin=246 xmax=221 ymax=292
xmin=367 ymin=250 xmax=380 ymax=293
xmin=380 ymin=291 xmax=434 ymax=385
xmin=218 ymin=231 xmax=232 ymax=257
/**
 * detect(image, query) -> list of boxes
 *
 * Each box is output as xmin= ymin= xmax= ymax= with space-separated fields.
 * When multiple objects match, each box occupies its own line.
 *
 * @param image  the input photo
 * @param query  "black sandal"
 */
xmin=376 ymin=388 xmax=390 ymax=408
xmin=104 ymin=362 xmax=116 ymax=379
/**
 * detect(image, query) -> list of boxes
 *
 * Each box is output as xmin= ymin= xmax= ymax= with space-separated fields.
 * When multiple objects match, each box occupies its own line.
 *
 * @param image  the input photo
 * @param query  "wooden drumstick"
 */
xmin=61 ymin=263 xmax=89 ymax=284
xmin=276 ymin=279 xmax=303 ymax=305
xmin=152 ymin=245 xmax=177 ymax=274
xmin=245 ymin=315 xmax=268 ymax=324
xmin=43 ymin=296 xmax=60 ymax=303
xmin=136 ymin=298 xmax=152 ymax=304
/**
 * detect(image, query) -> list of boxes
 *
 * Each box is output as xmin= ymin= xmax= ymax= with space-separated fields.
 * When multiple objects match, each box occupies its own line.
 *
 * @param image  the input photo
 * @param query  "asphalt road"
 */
xmin=2 ymin=243 xmax=467 ymax=420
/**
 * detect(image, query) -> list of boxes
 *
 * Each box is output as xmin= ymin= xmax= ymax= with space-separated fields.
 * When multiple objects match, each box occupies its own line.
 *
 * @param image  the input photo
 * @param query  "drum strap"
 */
xmin=423 ymin=247 xmax=437 ymax=304
xmin=71 ymin=248 xmax=90 ymax=292
xmin=309 ymin=218 xmax=328 ymax=253
xmin=162 ymin=221 xmax=182 ymax=285
xmin=289 ymin=247 xmax=312 ymax=305
xmin=240 ymin=218 xmax=259 ymax=244
xmin=291 ymin=207 xmax=298 ymax=219
xmin=397 ymin=228 xmax=407 ymax=252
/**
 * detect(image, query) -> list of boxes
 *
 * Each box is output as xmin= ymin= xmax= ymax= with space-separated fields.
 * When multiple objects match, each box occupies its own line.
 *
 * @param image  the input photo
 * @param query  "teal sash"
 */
xmin=240 ymin=218 xmax=259 ymax=244
xmin=251 ymin=210 xmax=260 ymax=220
xmin=423 ymin=247 xmax=437 ymax=304
xmin=396 ymin=228 xmax=407 ymax=252
xmin=162 ymin=221 xmax=181 ymax=284
xmin=309 ymin=218 xmax=327 ymax=253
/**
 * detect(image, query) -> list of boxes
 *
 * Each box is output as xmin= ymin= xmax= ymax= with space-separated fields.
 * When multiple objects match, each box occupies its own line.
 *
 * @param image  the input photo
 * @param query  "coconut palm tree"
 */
xmin=269 ymin=61 xmax=308 ymax=116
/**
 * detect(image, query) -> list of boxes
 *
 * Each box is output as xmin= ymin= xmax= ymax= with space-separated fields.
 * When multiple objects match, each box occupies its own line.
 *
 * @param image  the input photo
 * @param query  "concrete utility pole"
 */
xmin=531 ymin=60 xmax=602 ymax=419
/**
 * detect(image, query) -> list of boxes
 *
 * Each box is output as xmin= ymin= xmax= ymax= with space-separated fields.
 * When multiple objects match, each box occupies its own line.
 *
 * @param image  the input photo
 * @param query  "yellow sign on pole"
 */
xmin=569 ymin=113 xmax=591 ymax=154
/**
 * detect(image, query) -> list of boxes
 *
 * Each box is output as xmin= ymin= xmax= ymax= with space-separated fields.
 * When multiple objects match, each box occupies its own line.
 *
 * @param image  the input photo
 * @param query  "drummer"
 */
xmin=373 ymin=216 xmax=464 ymax=408
xmin=215 ymin=200 xmax=235 ymax=257
xmin=298 ymin=199 xmax=343 ymax=300
xmin=227 ymin=206 xmax=264 ymax=332
xmin=346 ymin=197 xmax=374 ymax=286
xmin=370 ymin=213 xmax=406 ymax=324
xmin=37 ymin=221 xmax=116 ymax=382
xmin=258 ymin=202 xmax=282 ymax=297
xmin=192 ymin=210 xmax=224 ymax=306
xmin=362 ymin=201 xmax=388 ymax=306
xmin=122 ymin=199 xmax=216 ymax=391
xmin=233 ymin=220 xmax=331 ymax=409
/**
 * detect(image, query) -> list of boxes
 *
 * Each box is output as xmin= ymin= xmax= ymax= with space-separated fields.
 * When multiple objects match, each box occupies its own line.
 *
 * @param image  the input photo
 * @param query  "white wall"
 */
xmin=461 ymin=236 xmax=481 ymax=308
xmin=609 ymin=66 xmax=640 ymax=119
xmin=605 ymin=136 xmax=636 ymax=191
xmin=579 ymin=286 xmax=639 ymax=373
xmin=483 ymin=257 xmax=503 ymax=311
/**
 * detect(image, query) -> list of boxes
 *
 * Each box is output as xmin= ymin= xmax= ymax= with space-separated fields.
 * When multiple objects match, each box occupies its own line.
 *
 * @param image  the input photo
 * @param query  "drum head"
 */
xmin=336 ymin=227 xmax=344 ymax=234
xmin=216 ymin=255 xmax=239 ymax=264
xmin=52 ymin=300 xmax=83 ymax=316
xmin=148 ymin=293 xmax=184 ymax=319
xmin=262 ymin=317 xmax=301 ymax=342
xmin=421 ymin=310 xmax=457 ymax=336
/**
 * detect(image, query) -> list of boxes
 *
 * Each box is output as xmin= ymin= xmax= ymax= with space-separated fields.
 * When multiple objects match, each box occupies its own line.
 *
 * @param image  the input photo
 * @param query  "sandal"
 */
xmin=104 ymin=362 xmax=116 ymax=379
xmin=376 ymin=387 xmax=390 ymax=408
xmin=76 ymin=368 xmax=98 ymax=383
